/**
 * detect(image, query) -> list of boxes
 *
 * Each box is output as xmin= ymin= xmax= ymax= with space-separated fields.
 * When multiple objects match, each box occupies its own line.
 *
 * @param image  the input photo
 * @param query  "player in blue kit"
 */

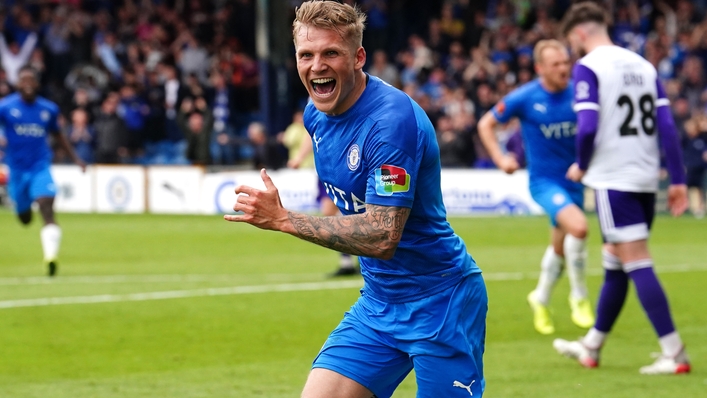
xmin=478 ymin=39 xmax=594 ymax=335
xmin=0 ymin=66 xmax=85 ymax=276
xmin=224 ymin=1 xmax=487 ymax=397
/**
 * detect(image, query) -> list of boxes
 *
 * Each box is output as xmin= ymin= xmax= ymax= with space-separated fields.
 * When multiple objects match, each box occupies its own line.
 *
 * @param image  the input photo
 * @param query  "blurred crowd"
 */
xmin=0 ymin=0 xmax=705 ymax=205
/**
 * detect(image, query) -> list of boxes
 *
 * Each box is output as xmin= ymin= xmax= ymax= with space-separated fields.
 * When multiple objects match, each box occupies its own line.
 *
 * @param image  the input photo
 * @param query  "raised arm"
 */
xmin=18 ymin=32 xmax=38 ymax=63
xmin=224 ymin=169 xmax=409 ymax=259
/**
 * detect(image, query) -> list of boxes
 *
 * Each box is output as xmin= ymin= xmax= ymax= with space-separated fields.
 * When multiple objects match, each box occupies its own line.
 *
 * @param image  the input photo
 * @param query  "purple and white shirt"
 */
xmin=572 ymin=45 xmax=685 ymax=192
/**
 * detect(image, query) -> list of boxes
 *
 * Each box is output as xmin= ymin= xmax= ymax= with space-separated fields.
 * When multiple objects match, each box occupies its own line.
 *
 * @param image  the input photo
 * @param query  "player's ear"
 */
xmin=354 ymin=47 xmax=366 ymax=70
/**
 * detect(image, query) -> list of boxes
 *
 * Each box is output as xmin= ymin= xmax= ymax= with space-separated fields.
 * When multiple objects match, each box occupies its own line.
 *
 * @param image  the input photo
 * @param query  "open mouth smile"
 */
xmin=311 ymin=78 xmax=337 ymax=97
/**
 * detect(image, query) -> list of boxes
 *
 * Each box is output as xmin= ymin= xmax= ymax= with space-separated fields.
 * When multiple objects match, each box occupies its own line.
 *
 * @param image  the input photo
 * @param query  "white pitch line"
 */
xmin=0 ymin=273 xmax=326 ymax=286
xmin=0 ymin=264 xmax=704 ymax=310
xmin=0 ymin=280 xmax=364 ymax=309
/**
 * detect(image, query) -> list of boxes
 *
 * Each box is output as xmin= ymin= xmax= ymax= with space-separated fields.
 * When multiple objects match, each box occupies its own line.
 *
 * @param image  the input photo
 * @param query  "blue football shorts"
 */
xmin=312 ymin=273 xmax=487 ymax=398
xmin=529 ymin=178 xmax=584 ymax=227
xmin=8 ymin=167 xmax=56 ymax=213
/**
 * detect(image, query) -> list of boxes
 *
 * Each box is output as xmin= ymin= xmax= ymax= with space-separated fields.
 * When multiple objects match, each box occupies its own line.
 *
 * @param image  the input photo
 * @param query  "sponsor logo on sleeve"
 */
xmin=495 ymin=101 xmax=506 ymax=116
xmin=576 ymin=81 xmax=590 ymax=100
xmin=375 ymin=165 xmax=410 ymax=196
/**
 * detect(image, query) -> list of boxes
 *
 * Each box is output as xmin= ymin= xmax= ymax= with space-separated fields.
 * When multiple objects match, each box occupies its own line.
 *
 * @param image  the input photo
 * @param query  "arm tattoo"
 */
xmin=287 ymin=204 xmax=410 ymax=258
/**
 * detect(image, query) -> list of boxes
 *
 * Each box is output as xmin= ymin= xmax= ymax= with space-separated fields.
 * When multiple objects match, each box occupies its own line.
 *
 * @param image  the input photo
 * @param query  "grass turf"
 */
xmin=0 ymin=210 xmax=705 ymax=397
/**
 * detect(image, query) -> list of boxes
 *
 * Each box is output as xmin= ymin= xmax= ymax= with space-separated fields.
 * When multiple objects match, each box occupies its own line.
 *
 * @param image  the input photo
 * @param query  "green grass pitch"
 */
xmin=0 ymin=210 xmax=705 ymax=397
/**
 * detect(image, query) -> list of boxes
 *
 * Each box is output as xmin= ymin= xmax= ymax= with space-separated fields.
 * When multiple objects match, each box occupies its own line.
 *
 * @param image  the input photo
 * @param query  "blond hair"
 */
xmin=533 ymin=39 xmax=567 ymax=65
xmin=293 ymin=0 xmax=367 ymax=50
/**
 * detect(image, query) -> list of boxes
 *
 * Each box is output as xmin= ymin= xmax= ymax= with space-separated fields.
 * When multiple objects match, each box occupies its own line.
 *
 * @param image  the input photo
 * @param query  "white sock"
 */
xmin=535 ymin=246 xmax=564 ymax=305
xmin=659 ymin=331 xmax=684 ymax=358
xmin=40 ymin=224 xmax=62 ymax=262
xmin=564 ymin=234 xmax=588 ymax=299
xmin=583 ymin=327 xmax=607 ymax=350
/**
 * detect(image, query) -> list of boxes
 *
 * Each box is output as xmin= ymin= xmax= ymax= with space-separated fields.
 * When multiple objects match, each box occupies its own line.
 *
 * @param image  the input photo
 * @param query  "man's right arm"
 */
xmin=285 ymin=204 xmax=410 ymax=260
xmin=225 ymin=169 xmax=410 ymax=260
xmin=477 ymin=104 xmax=519 ymax=174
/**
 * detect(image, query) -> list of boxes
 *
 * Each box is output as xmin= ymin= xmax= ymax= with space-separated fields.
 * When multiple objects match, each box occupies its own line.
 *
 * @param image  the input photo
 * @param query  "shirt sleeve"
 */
xmin=364 ymin=127 xmax=419 ymax=209
xmin=491 ymin=89 xmax=524 ymax=124
xmin=572 ymin=63 xmax=600 ymax=170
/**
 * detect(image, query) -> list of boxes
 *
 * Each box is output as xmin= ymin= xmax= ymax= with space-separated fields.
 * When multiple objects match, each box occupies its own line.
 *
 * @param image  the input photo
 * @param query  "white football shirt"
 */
xmin=573 ymin=45 xmax=668 ymax=192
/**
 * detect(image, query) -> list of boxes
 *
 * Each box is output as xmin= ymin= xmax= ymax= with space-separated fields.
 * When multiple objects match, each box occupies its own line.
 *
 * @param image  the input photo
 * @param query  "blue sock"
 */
xmin=627 ymin=264 xmax=676 ymax=337
xmin=594 ymin=269 xmax=629 ymax=333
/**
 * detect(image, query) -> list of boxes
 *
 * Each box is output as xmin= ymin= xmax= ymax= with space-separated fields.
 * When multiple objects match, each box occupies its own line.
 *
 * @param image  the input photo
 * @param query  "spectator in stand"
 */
xmin=96 ymin=32 xmax=123 ymax=80
xmin=142 ymin=70 xmax=168 ymax=146
xmin=419 ymin=67 xmax=446 ymax=103
xmin=67 ymin=8 xmax=94 ymax=68
xmin=229 ymin=50 xmax=260 ymax=116
xmin=43 ymin=6 xmax=71 ymax=84
xmin=366 ymin=49 xmax=400 ymax=88
xmin=155 ymin=63 xmax=188 ymax=164
xmin=65 ymin=108 xmax=96 ymax=164
xmin=672 ymin=96 xmax=692 ymax=136
xmin=408 ymin=34 xmax=434 ymax=72
xmin=679 ymin=56 xmax=704 ymax=110
xmin=683 ymin=115 xmax=707 ymax=218
xmin=116 ymin=84 xmax=150 ymax=161
xmin=281 ymin=110 xmax=313 ymax=170
xmin=490 ymin=35 xmax=514 ymax=65
xmin=471 ymin=83 xmax=496 ymax=168
xmin=439 ymin=2 xmax=465 ymax=43
xmin=94 ymin=92 xmax=130 ymax=164
xmin=398 ymin=50 xmax=419 ymax=87
xmin=444 ymin=41 xmax=468 ymax=87
xmin=436 ymin=115 xmax=469 ymax=168
xmin=427 ymin=18 xmax=449 ymax=60
xmin=177 ymin=96 xmax=213 ymax=166
xmin=207 ymin=71 xmax=238 ymax=165
xmin=463 ymin=47 xmax=497 ymax=87
xmin=172 ymin=30 xmax=210 ymax=85
xmin=246 ymin=121 xmax=285 ymax=170
xmin=0 ymin=30 xmax=38 ymax=87
xmin=517 ymin=68 xmax=534 ymax=85
xmin=66 ymin=86 xmax=99 ymax=123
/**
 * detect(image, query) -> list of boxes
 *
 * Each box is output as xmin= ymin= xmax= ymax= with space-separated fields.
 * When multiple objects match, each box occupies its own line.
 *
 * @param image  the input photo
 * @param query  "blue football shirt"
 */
xmin=304 ymin=75 xmax=479 ymax=303
xmin=0 ymin=93 xmax=60 ymax=171
xmin=492 ymin=79 xmax=579 ymax=185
